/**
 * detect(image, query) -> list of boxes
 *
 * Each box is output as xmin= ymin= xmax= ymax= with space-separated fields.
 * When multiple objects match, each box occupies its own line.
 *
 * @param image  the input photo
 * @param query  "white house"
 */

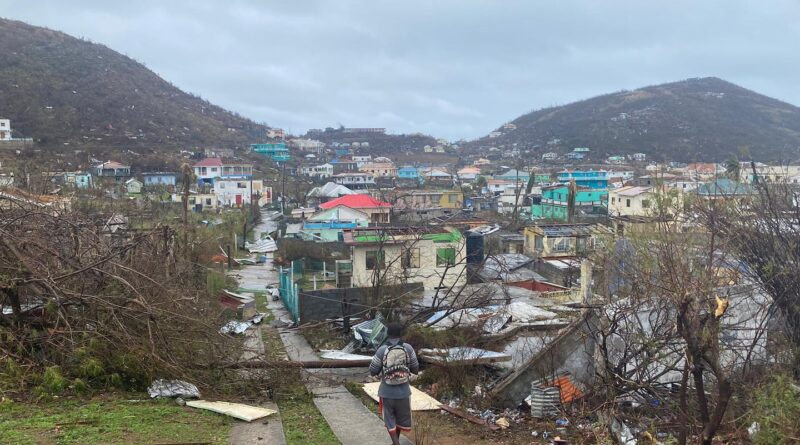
xmin=541 ymin=152 xmax=558 ymax=161
xmin=345 ymin=227 xmax=467 ymax=291
xmin=352 ymin=155 xmax=372 ymax=168
xmin=0 ymin=118 xmax=11 ymax=141
xmin=213 ymin=179 xmax=269 ymax=207
xmin=332 ymin=172 xmax=376 ymax=189
xmin=301 ymin=163 xmax=334 ymax=178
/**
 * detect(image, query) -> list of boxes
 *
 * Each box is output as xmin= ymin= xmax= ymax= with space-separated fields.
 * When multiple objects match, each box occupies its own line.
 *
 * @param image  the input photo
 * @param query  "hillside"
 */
xmin=301 ymin=127 xmax=440 ymax=156
xmin=470 ymin=78 xmax=800 ymax=162
xmin=0 ymin=18 xmax=268 ymax=153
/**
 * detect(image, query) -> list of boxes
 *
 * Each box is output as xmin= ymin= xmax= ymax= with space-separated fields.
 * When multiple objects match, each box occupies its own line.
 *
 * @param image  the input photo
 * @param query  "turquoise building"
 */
xmin=557 ymin=169 xmax=609 ymax=189
xmin=252 ymin=142 xmax=290 ymax=162
xmin=398 ymin=166 xmax=420 ymax=180
xmin=531 ymin=185 xmax=607 ymax=220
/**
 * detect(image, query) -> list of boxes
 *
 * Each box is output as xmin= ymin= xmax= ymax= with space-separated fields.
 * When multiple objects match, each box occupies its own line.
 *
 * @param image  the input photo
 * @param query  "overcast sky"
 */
xmin=3 ymin=1 xmax=799 ymax=140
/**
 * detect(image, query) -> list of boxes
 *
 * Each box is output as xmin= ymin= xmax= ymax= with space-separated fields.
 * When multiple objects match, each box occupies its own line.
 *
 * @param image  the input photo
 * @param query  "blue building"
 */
xmin=251 ymin=142 xmax=290 ymax=162
xmin=397 ymin=166 xmax=419 ymax=180
xmin=557 ymin=169 xmax=609 ymax=189
xmin=142 ymin=172 xmax=177 ymax=187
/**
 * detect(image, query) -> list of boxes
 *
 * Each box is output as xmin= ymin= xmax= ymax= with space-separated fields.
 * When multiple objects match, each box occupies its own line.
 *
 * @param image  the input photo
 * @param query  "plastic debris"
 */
xmin=219 ymin=312 xmax=266 ymax=335
xmin=610 ymin=417 xmax=637 ymax=445
xmin=555 ymin=418 xmax=570 ymax=427
xmin=496 ymin=417 xmax=510 ymax=429
xmin=147 ymin=379 xmax=200 ymax=399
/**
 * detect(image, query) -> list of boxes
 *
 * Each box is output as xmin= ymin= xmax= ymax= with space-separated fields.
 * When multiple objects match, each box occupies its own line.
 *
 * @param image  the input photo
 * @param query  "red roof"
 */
xmin=319 ymin=194 xmax=391 ymax=210
xmin=194 ymin=157 xmax=223 ymax=167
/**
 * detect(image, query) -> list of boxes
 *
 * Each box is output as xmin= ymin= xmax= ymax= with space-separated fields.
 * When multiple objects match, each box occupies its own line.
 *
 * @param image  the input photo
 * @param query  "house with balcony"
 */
xmin=352 ymin=155 xmax=373 ymax=168
xmin=92 ymin=161 xmax=131 ymax=182
xmin=298 ymin=206 xmax=371 ymax=242
xmin=360 ymin=157 xmax=397 ymax=177
xmin=331 ymin=157 xmax=359 ymax=173
xmin=193 ymin=158 xmax=253 ymax=186
xmin=557 ymin=169 xmax=609 ymax=189
xmin=251 ymin=142 xmax=290 ymax=162
xmin=332 ymin=172 xmax=376 ymax=190
xmin=523 ymin=223 xmax=612 ymax=259
xmin=343 ymin=226 xmax=466 ymax=290
xmin=300 ymin=163 xmax=334 ymax=179
xmin=319 ymin=194 xmax=392 ymax=223
xmin=531 ymin=185 xmax=607 ymax=221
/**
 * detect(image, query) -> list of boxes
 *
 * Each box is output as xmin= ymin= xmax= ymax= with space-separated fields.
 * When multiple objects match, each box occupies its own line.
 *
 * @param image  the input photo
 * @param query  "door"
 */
xmin=235 ymin=194 xmax=242 ymax=206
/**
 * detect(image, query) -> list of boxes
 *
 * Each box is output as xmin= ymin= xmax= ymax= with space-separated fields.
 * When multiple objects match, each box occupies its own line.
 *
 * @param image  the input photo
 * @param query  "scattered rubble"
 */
xmin=147 ymin=379 xmax=200 ymax=399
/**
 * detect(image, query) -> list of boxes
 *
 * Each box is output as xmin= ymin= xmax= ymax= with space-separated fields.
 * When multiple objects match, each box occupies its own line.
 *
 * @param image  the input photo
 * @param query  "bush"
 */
xmin=749 ymin=373 xmax=800 ymax=445
xmin=42 ymin=366 xmax=68 ymax=394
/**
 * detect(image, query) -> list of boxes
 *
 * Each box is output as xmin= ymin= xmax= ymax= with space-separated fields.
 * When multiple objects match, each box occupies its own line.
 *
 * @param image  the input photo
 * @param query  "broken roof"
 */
xmin=307 ymin=182 xmax=356 ymax=198
xmin=530 ymin=223 xmax=611 ymax=237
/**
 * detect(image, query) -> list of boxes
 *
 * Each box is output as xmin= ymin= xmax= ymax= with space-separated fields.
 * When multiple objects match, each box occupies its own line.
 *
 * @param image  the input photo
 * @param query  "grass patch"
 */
xmin=261 ymin=322 xmax=338 ymax=444
xmin=0 ymin=394 xmax=230 ymax=444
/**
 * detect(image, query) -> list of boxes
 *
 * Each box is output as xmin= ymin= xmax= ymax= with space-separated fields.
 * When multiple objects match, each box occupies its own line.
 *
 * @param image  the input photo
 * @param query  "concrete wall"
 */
xmin=299 ymin=283 xmax=423 ymax=322
xmin=490 ymin=311 xmax=599 ymax=407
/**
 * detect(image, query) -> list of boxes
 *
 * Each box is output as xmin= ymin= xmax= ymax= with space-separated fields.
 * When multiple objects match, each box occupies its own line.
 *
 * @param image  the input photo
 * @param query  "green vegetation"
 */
xmin=749 ymin=373 xmax=800 ymax=445
xmin=0 ymin=395 xmax=230 ymax=444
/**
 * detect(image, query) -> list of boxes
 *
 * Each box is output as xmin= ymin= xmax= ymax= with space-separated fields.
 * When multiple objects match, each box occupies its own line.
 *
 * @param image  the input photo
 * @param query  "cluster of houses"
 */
xmin=4 ymin=156 xmax=274 ymax=212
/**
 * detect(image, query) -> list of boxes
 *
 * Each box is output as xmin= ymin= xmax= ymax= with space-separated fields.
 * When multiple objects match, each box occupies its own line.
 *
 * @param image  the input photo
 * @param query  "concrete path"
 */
xmin=228 ymin=212 xmax=287 ymax=445
xmin=233 ymin=210 xmax=412 ymax=445
xmin=228 ymin=400 xmax=285 ymax=445
xmin=267 ymin=297 xmax=413 ymax=445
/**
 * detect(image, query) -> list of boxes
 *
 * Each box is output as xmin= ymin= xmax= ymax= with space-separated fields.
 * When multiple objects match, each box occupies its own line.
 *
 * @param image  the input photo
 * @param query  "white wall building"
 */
xmin=213 ymin=179 xmax=269 ymax=207
xmin=300 ymin=163 xmax=334 ymax=178
xmin=0 ymin=119 xmax=11 ymax=141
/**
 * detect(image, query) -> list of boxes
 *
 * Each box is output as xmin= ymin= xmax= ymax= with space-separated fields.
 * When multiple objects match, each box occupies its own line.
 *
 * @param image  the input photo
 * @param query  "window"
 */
xmin=365 ymin=250 xmax=385 ymax=270
xmin=219 ymin=183 xmax=225 ymax=189
xmin=553 ymin=238 xmax=570 ymax=252
xmin=535 ymin=236 xmax=544 ymax=250
xmin=237 ymin=182 xmax=247 ymax=189
xmin=642 ymin=199 xmax=650 ymax=208
xmin=436 ymin=248 xmax=456 ymax=267
xmin=626 ymin=199 xmax=631 ymax=208
xmin=402 ymin=248 xmax=420 ymax=269
xmin=205 ymin=198 xmax=212 ymax=205
xmin=611 ymin=197 xmax=615 ymax=204
xmin=211 ymin=167 xmax=218 ymax=173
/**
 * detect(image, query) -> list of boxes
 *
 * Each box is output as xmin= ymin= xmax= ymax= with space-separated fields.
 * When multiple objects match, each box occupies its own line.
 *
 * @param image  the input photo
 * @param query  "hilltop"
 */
xmin=0 ymin=18 xmax=268 ymax=155
xmin=469 ymin=77 xmax=800 ymax=162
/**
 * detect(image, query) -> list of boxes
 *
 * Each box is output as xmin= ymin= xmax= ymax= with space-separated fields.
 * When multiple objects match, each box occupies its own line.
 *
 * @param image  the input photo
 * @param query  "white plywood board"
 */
xmin=362 ymin=382 xmax=441 ymax=411
xmin=186 ymin=400 xmax=276 ymax=422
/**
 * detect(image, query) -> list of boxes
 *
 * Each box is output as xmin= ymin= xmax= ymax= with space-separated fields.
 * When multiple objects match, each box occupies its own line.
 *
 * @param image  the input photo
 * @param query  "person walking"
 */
xmin=369 ymin=322 xmax=419 ymax=445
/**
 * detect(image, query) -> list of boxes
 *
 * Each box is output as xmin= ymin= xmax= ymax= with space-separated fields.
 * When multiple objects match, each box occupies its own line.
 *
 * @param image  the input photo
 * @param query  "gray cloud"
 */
xmin=2 ymin=0 xmax=799 ymax=139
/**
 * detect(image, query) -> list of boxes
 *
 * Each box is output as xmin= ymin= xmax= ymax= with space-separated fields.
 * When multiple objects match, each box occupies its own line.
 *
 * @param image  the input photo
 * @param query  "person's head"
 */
xmin=386 ymin=322 xmax=404 ymax=339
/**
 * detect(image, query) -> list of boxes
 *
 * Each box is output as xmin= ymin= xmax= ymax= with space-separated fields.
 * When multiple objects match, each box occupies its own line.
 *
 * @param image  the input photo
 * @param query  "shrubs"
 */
xmin=749 ymin=373 xmax=800 ymax=445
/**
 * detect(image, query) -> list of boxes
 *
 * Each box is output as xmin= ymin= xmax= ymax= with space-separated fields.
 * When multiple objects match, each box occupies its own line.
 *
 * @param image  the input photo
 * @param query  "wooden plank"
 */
xmin=185 ymin=400 xmax=276 ymax=422
xmin=419 ymin=347 xmax=511 ymax=365
xmin=362 ymin=382 xmax=441 ymax=411
xmin=439 ymin=404 xmax=501 ymax=431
